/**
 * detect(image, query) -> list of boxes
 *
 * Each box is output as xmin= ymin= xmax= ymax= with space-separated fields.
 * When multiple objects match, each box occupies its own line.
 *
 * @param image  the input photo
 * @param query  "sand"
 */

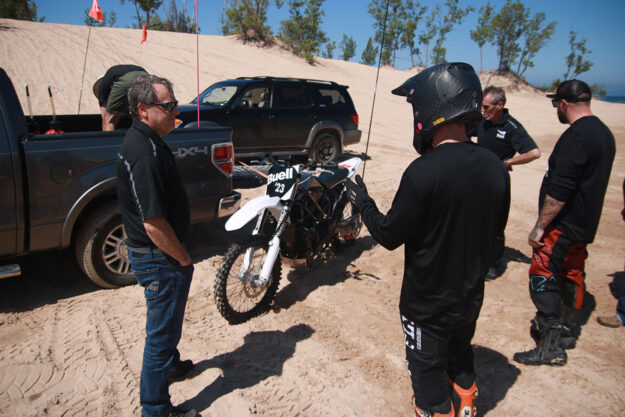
xmin=0 ymin=19 xmax=624 ymax=416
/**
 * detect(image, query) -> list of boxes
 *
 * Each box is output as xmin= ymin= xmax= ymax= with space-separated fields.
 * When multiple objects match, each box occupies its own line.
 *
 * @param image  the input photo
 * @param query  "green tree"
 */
xmin=515 ymin=11 xmax=556 ymax=77
xmin=322 ymin=40 xmax=335 ymax=58
xmin=469 ymin=1 xmax=494 ymax=73
xmin=339 ymin=34 xmax=356 ymax=61
xmin=417 ymin=5 xmax=437 ymax=67
xmin=0 ymin=0 xmax=42 ymax=21
xmin=490 ymin=0 xmax=527 ymax=71
xmin=278 ymin=0 xmax=327 ymax=64
xmin=222 ymin=0 xmax=283 ymax=43
xmin=564 ymin=30 xmax=593 ymax=79
xmin=151 ymin=0 xmax=198 ymax=33
xmin=431 ymin=0 xmax=473 ymax=64
xmin=84 ymin=9 xmax=117 ymax=27
xmin=361 ymin=37 xmax=378 ymax=66
xmin=368 ymin=0 xmax=409 ymax=67
xmin=120 ymin=0 xmax=163 ymax=29
xmin=400 ymin=0 xmax=427 ymax=67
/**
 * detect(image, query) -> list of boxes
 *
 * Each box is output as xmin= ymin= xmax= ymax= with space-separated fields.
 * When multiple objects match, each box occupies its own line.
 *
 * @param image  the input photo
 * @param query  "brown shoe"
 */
xmin=597 ymin=315 xmax=625 ymax=328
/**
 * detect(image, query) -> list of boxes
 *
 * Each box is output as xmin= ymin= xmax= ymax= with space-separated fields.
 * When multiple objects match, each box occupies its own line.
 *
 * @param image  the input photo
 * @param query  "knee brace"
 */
xmin=530 ymin=274 xmax=558 ymax=294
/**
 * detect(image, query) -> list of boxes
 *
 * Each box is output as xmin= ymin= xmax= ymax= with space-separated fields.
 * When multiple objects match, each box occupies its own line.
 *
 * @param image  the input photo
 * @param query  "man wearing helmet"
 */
xmin=347 ymin=63 xmax=510 ymax=417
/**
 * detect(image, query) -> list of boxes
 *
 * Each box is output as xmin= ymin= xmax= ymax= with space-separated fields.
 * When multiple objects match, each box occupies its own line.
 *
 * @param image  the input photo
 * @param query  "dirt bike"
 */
xmin=214 ymin=157 xmax=364 ymax=324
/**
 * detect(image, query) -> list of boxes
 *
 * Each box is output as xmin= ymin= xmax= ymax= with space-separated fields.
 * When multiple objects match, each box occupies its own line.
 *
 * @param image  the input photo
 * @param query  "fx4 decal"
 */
xmin=173 ymin=146 xmax=210 ymax=158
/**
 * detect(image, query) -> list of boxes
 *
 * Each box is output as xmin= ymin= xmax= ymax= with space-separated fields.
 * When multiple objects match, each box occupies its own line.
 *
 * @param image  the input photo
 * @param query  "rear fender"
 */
xmin=225 ymin=195 xmax=282 ymax=231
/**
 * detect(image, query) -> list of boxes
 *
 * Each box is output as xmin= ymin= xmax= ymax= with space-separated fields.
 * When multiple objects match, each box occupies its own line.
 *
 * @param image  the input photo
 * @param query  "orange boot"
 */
xmin=450 ymin=380 xmax=478 ymax=417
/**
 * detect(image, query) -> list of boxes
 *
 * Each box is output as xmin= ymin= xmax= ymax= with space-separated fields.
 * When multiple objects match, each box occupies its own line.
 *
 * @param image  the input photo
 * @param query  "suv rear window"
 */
xmin=310 ymin=87 xmax=348 ymax=108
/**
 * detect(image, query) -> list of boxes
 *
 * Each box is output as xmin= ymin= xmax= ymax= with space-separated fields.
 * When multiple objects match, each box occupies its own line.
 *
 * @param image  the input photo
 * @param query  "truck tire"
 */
xmin=75 ymin=202 xmax=135 ymax=288
xmin=310 ymin=132 xmax=339 ymax=164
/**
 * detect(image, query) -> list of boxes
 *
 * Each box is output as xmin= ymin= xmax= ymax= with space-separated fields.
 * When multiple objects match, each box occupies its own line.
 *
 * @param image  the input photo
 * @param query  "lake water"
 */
xmin=599 ymin=96 xmax=625 ymax=104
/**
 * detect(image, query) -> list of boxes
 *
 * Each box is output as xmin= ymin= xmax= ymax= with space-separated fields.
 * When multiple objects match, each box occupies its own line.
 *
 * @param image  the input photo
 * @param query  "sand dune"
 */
xmin=0 ymin=18 xmax=624 ymax=417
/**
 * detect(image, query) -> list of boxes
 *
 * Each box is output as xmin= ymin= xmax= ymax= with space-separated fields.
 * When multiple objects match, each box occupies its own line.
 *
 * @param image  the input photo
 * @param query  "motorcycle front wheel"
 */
xmin=214 ymin=239 xmax=282 ymax=324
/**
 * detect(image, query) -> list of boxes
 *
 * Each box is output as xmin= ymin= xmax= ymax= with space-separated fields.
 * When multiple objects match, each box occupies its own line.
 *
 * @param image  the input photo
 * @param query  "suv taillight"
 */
xmin=212 ymin=143 xmax=234 ymax=176
xmin=351 ymin=113 xmax=359 ymax=127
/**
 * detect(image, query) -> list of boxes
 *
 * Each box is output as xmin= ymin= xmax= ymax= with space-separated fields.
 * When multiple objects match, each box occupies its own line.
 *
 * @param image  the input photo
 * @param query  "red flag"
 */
xmin=88 ymin=0 xmax=104 ymax=22
xmin=141 ymin=24 xmax=147 ymax=43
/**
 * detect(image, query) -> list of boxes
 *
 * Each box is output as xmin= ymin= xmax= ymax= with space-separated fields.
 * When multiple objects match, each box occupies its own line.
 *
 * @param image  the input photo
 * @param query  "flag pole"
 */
xmin=361 ymin=0 xmax=390 ymax=180
xmin=77 ymin=19 xmax=94 ymax=114
xmin=195 ymin=0 xmax=200 ymax=124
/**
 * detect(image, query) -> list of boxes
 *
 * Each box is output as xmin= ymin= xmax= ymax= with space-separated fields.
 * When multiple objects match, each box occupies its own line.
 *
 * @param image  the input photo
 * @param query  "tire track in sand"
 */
xmin=0 ymin=296 xmax=141 ymax=416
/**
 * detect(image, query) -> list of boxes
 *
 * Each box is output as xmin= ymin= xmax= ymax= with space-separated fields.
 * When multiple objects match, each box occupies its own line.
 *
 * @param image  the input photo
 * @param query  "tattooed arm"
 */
xmin=528 ymin=195 xmax=566 ymax=249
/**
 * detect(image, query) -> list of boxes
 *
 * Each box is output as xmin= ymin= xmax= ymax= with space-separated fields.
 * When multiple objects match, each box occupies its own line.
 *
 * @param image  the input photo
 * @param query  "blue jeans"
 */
xmin=129 ymin=249 xmax=194 ymax=417
xmin=617 ymin=283 xmax=625 ymax=324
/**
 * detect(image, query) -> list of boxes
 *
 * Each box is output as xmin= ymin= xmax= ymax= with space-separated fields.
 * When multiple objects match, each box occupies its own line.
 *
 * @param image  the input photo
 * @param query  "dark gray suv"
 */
xmin=176 ymin=76 xmax=361 ymax=164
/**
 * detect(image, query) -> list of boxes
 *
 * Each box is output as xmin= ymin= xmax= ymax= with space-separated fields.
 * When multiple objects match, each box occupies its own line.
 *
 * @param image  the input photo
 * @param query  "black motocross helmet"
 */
xmin=392 ymin=62 xmax=483 ymax=155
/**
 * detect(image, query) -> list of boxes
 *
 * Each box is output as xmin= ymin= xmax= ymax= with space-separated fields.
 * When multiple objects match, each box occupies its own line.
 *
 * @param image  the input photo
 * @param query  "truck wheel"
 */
xmin=310 ymin=132 xmax=339 ymax=164
xmin=75 ymin=202 xmax=135 ymax=288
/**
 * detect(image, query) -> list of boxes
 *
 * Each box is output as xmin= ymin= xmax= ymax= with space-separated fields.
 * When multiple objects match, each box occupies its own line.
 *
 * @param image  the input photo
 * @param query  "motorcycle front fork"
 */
xmin=240 ymin=206 xmax=289 ymax=287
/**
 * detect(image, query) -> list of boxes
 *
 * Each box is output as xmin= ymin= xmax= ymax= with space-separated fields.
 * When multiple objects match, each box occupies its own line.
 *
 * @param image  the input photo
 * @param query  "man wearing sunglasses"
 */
xmin=514 ymin=79 xmax=615 ymax=366
xmin=117 ymin=75 xmax=196 ymax=417
xmin=474 ymin=86 xmax=541 ymax=281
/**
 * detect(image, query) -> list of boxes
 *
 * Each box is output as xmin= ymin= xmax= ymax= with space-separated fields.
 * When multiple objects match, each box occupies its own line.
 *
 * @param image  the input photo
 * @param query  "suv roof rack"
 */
xmin=235 ymin=76 xmax=342 ymax=87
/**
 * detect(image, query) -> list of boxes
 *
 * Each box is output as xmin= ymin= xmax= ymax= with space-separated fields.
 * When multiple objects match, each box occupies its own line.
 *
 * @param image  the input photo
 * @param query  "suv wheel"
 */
xmin=311 ymin=133 xmax=339 ymax=164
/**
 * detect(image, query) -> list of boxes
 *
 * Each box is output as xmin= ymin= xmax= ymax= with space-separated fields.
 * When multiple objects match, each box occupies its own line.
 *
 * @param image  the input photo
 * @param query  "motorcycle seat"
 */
xmin=316 ymin=167 xmax=349 ymax=189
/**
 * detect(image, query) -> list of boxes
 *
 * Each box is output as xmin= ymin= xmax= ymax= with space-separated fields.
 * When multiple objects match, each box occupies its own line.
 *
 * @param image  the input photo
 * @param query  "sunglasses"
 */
xmin=150 ymin=101 xmax=178 ymax=111
xmin=551 ymin=99 xmax=560 ymax=107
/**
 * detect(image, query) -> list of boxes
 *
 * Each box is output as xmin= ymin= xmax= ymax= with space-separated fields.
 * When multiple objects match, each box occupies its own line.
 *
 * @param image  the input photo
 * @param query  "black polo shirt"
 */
xmin=475 ymin=109 xmax=537 ymax=161
xmin=116 ymin=120 xmax=190 ymax=248
xmin=98 ymin=64 xmax=146 ymax=107
xmin=539 ymin=116 xmax=615 ymax=243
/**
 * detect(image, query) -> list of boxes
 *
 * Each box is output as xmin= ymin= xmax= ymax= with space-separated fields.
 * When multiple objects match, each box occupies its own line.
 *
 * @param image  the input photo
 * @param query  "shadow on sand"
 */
xmin=473 ymin=345 xmax=520 ymax=415
xmin=178 ymin=323 xmax=314 ymax=413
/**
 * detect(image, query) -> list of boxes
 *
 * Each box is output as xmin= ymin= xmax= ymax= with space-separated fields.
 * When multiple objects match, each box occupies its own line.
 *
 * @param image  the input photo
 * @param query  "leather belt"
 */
xmin=128 ymin=246 xmax=163 ymax=254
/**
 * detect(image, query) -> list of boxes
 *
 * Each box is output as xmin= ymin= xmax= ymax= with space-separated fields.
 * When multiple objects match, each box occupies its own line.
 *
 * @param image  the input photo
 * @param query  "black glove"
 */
xmin=345 ymin=174 xmax=369 ymax=208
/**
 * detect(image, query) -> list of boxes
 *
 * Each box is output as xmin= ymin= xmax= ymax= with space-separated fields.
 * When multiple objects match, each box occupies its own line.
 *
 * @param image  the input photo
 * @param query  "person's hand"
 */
xmin=528 ymin=225 xmax=545 ymax=249
xmin=503 ymin=159 xmax=513 ymax=171
xmin=345 ymin=174 xmax=369 ymax=208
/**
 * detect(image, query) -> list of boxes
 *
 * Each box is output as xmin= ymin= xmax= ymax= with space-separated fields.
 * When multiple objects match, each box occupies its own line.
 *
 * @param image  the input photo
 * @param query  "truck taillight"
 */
xmin=212 ymin=143 xmax=234 ymax=176
xmin=351 ymin=113 xmax=359 ymax=126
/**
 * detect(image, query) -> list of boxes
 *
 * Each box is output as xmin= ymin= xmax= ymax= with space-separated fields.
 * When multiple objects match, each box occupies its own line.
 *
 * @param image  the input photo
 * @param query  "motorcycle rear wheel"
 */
xmin=214 ymin=239 xmax=282 ymax=324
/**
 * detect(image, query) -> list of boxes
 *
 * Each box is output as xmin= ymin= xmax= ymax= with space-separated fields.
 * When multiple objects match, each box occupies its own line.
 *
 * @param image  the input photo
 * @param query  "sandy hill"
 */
xmin=0 ymin=18 xmax=624 ymax=417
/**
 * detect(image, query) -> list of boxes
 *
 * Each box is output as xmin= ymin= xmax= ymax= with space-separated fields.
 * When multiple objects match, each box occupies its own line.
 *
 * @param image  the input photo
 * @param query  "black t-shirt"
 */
xmin=475 ymin=109 xmax=537 ymax=161
xmin=539 ymin=116 xmax=615 ymax=243
xmin=359 ymin=141 xmax=510 ymax=324
xmin=116 ymin=120 xmax=190 ymax=248
xmin=98 ymin=64 xmax=146 ymax=107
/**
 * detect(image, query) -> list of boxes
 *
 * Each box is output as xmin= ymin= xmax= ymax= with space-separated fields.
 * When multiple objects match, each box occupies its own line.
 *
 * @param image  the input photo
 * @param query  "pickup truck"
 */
xmin=0 ymin=68 xmax=241 ymax=288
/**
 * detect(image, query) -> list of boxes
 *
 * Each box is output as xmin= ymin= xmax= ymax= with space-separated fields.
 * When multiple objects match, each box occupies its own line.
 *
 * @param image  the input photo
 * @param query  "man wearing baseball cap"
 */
xmin=514 ymin=79 xmax=615 ymax=366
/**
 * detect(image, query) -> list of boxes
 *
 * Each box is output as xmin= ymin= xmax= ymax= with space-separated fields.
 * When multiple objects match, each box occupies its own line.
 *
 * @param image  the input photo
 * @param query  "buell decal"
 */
xmin=267 ymin=168 xmax=294 ymax=185
xmin=173 ymin=146 xmax=210 ymax=158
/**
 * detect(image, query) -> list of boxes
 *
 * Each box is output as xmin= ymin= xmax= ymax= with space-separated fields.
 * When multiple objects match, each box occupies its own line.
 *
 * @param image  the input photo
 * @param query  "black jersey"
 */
xmin=476 ymin=109 xmax=537 ymax=161
xmin=359 ymin=141 xmax=510 ymax=324
xmin=539 ymin=116 xmax=615 ymax=243
xmin=116 ymin=120 xmax=190 ymax=248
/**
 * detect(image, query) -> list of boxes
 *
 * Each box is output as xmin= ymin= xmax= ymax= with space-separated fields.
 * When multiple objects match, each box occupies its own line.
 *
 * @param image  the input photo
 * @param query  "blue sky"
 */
xmin=36 ymin=0 xmax=625 ymax=96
